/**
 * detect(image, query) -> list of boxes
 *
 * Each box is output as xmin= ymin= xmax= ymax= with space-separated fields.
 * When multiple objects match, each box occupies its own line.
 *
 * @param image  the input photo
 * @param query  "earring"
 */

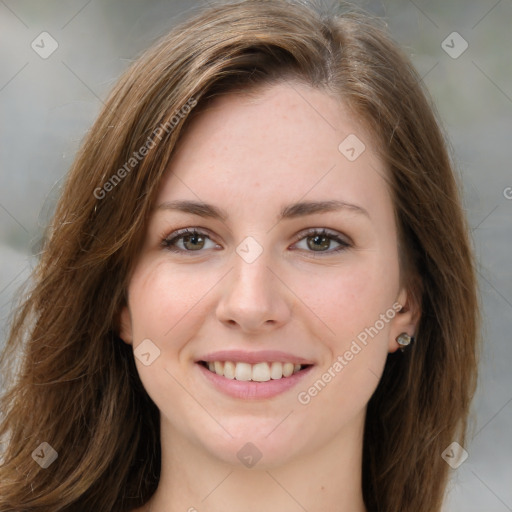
xmin=396 ymin=332 xmax=413 ymax=352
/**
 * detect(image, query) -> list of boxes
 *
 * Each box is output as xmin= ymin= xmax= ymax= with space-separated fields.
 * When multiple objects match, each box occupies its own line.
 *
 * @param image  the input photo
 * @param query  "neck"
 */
xmin=148 ymin=412 xmax=367 ymax=512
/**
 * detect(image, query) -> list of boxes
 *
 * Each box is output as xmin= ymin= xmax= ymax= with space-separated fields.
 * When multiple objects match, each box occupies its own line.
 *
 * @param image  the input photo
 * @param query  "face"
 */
xmin=120 ymin=82 xmax=417 ymax=468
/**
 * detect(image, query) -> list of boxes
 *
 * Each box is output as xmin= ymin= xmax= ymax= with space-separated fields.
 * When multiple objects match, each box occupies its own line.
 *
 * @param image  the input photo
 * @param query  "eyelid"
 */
xmin=161 ymin=226 xmax=216 ymax=241
xmin=291 ymin=227 xmax=352 ymax=246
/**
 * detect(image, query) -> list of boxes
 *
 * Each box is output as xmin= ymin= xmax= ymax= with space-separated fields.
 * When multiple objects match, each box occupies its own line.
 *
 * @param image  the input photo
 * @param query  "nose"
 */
xmin=215 ymin=246 xmax=292 ymax=334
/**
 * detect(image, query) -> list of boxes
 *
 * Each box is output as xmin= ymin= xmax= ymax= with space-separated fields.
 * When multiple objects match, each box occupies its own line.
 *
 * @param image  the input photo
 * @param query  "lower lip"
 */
xmin=196 ymin=363 xmax=313 ymax=399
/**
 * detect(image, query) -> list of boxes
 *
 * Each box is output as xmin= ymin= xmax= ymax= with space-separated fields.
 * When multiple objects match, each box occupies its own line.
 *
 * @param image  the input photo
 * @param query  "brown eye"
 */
xmin=307 ymin=233 xmax=332 ymax=251
xmin=162 ymin=229 xmax=217 ymax=253
xmin=181 ymin=232 xmax=206 ymax=251
xmin=292 ymin=228 xmax=351 ymax=256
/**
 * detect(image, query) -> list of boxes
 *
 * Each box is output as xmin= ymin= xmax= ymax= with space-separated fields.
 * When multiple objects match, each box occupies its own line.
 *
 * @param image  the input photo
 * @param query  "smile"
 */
xmin=199 ymin=360 xmax=309 ymax=381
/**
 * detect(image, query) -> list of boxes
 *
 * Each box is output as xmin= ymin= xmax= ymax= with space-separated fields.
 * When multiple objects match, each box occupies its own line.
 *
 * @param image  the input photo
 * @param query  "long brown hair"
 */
xmin=0 ymin=1 xmax=479 ymax=511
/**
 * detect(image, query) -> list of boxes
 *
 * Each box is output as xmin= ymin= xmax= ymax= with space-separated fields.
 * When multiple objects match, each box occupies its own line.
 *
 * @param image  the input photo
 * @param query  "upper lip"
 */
xmin=197 ymin=350 xmax=315 ymax=365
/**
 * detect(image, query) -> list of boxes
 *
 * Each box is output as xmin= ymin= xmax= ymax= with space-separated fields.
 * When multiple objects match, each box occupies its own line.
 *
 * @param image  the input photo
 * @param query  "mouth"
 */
xmin=195 ymin=352 xmax=314 ymax=399
xmin=198 ymin=360 xmax=312 ymax=382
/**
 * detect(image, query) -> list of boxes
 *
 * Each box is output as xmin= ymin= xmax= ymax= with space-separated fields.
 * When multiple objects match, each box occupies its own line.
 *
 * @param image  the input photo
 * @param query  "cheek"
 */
xmin=294 ymin=252 xmax=400 ymax=422
xmin=292 ymin=251 xmax=399 ymax=409
xmin=127 ymin=258 xmax=215 ymax=343
xmin=291 ymin=250 xmax=400 ymax=345
xmin=126 ymin=260 xmax=217 ymax=418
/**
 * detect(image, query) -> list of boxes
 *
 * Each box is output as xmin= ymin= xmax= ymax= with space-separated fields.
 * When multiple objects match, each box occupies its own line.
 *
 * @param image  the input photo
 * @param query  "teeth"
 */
xmin=235 ymin=362 xmax=252 ymax=381
xmin=270 ymin=361 xmax=283 ymax=379
xmin=282 ymin=362 xmax=294 ymax=377
xmin=204 ymin=361 xmax=304 ymax=381
xmin=252 ymin=362 xmax=271 ymax=382
xmin=223 ymin=361 xmax=235 ymax=379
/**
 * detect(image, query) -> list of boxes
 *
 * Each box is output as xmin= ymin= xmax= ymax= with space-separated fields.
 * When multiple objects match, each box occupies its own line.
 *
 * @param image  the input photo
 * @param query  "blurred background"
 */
xmin=0 ymin=1 xmax=511 ymax=510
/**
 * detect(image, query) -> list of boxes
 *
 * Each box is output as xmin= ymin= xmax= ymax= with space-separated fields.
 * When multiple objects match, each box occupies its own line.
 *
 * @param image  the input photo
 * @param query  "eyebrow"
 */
xmin=156 ymin=199 xmax=369 ymax=221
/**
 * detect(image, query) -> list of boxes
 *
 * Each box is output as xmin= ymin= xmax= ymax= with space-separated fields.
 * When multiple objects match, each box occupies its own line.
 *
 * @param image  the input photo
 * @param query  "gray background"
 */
xmin=0 ymin=1 xmax=511 ymax=510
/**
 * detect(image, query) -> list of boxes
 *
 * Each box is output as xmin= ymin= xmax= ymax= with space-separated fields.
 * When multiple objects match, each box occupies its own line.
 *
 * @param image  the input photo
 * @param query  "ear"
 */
xmin=388 ymin=287 xmax=421 ymax=353
xmin=118 ymin=305 xmax=134 ymax=345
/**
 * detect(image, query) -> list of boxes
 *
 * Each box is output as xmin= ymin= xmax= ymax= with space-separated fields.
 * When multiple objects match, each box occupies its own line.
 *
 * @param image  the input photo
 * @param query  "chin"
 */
xmin=198 ymin=417 xmax=311 ymax=469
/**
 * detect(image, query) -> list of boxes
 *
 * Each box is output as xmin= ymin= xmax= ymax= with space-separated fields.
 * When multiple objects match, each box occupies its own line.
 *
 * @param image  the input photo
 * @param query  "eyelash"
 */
xmin=161 ymin=227 xmax=351 ymax=257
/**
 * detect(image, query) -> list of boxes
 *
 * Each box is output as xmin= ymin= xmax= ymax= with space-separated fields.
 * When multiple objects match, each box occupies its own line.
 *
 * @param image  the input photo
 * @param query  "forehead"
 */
xmin=158 ymin=82 xmax=388 ymax=216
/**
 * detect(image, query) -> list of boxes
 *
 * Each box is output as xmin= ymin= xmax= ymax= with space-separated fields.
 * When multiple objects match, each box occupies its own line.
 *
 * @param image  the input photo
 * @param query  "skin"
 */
xmin=120 ymin=82 xmax=419 ymax=512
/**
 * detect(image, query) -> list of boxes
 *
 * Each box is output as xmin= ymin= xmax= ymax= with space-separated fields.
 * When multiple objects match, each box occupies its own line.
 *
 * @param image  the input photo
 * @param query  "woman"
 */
xmin=0 ymin=1 xmax=479 ymax=511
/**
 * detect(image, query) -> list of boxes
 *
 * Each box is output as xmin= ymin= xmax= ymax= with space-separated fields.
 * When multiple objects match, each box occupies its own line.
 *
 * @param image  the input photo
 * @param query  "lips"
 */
xmin=195 ymin=350 xmax=314 ymax=399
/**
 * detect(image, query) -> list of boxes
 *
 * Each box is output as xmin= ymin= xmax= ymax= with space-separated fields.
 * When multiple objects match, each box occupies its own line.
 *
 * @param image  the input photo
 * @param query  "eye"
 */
xmin=291 ymin=228 xmax=351 ymax=256
xmin=161 ymin=227 xmax=351 ymax=256
xmin=161 ymin=228 xmax=219 ymax=253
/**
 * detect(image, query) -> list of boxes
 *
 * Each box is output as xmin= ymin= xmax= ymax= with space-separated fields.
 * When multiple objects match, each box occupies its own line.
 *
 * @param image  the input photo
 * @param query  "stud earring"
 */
xmin=396 ymin=332 xmax=413 ymax=352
